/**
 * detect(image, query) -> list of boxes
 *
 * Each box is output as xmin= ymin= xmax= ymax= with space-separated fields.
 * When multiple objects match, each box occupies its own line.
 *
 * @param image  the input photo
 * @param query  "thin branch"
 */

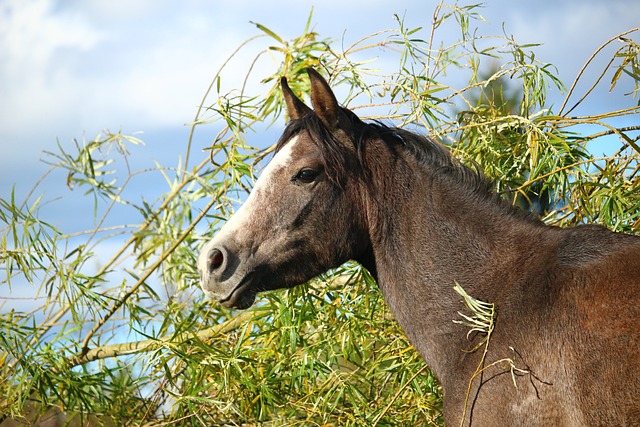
xmin=183 ymin=34 xmax=267 ymax=174
xmin=426 ymin=0 xmax=446 ymax=88
xmin=372 ymin=364 xmax=429 ymax=427
xmin=66 ymin=310 xmax=257 ymax=368
xmin=559 ymin=27 xmax=640 ymax=116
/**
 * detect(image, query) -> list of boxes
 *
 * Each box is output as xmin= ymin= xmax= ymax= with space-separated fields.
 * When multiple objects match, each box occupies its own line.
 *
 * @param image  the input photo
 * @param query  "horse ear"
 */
xmin=307 ymin=68 xmax=342 ymax=130
xmin=281 ymin=77 xmax=312 ymax=121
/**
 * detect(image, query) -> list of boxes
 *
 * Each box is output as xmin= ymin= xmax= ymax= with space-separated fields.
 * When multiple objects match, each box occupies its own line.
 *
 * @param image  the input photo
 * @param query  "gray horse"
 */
xmin=199 ymin=68 xmax=640 ymax=426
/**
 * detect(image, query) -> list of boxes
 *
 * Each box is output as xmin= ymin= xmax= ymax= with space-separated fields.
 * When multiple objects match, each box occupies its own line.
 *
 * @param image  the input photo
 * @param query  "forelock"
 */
xmin=276 ymin=111 xmax=363 ymax=188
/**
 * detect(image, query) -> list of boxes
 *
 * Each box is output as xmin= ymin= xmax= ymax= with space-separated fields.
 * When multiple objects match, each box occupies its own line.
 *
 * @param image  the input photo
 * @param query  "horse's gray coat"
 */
xmin=199 ymin=68 xmax=640 ymax=426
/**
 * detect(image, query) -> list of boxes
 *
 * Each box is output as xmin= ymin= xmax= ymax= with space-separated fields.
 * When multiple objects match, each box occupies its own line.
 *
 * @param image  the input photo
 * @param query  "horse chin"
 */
xmin=220 ymin=292 xmax=256 ymax=310
xmin=219 ymin=279 xmax=257 ymax=310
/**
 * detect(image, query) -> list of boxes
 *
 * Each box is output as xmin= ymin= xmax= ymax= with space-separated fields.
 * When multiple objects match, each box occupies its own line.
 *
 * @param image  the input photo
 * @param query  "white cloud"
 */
xmin=0 ymin=0 xmax=105 ymax=68
xmin=0 ymin=0 xmax=106 ymax=144
xmin=0 ymin=0 xmax=256 ymax=154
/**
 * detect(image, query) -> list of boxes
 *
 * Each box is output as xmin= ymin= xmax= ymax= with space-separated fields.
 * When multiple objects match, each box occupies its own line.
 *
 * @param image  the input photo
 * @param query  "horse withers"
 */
xmin=198 ymin=68 xmax=640 ymax=426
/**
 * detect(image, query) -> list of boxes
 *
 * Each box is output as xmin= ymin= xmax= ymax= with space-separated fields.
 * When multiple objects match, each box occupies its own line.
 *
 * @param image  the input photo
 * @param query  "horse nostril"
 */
xmin=208 ymin=248 xmax=224 ymax=274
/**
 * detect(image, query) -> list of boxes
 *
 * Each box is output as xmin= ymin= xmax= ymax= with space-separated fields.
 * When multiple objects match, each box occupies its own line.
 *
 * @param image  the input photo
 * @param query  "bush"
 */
xmin=1 ymin=3 xmax=638 ymax=426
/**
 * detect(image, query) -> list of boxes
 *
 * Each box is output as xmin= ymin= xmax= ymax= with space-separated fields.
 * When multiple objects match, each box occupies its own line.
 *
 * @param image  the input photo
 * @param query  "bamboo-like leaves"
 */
xmin=0 ymin=3 xmax=638 ymax=426
xmin=452 ymin=282 xmax=495 ymax=343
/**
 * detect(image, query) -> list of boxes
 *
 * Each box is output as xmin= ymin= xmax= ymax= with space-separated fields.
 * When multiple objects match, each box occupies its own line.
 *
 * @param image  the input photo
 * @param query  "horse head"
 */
xmin=197 ymin=68 xmax=372 ymax=309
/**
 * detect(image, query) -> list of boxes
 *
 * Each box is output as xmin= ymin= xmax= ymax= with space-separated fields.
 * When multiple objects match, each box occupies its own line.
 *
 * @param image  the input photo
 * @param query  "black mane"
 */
xmin=276 ymin=109 xmax=537 ymax=222
xmin=278 ymin=108 xmax=489 ymax=185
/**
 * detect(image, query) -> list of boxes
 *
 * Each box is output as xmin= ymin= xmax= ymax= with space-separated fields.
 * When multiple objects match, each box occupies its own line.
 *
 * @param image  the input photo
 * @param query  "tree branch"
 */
xmin=66 ymin=309 xmax=257 ymax=368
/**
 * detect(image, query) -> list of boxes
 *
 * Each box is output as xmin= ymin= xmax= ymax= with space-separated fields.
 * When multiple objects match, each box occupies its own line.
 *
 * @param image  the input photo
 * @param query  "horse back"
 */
xmin=556 ymin=224 xmax=640 ymax=332
xmin=554 ymin=225 xmax=640 ymax=424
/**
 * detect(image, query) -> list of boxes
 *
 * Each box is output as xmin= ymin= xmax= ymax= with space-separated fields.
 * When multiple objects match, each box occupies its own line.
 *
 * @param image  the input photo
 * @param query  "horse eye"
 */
xmin=293 ymin=168 xmax=319 ymax=184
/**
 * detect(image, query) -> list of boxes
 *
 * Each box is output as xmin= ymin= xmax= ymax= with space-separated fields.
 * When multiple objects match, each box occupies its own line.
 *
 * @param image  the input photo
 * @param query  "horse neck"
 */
xmin=357 ymin=144 xmax=553 ymax=378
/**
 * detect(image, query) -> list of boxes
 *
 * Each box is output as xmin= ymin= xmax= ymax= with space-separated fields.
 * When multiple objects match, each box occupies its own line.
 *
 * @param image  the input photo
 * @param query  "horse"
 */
xmin=197 ymin=68 xmax=640 ymax=426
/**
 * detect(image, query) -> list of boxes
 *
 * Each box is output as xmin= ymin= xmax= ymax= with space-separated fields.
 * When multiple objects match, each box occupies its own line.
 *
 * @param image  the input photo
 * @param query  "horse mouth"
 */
xmin=219 ymin=272 xmax=257 ymax=309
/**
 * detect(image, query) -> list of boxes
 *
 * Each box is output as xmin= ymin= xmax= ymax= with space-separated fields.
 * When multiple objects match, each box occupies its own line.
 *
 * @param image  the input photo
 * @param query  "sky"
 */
xmin=1 ymin=0 xmax=639 ymax=234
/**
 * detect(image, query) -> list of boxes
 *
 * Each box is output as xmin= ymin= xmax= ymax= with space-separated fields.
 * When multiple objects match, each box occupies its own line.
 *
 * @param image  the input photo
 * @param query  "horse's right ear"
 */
xmin=307 ymin=68 xmax=343 ymax=130
xmin=281 ymin=77 xmax=312 ymax=121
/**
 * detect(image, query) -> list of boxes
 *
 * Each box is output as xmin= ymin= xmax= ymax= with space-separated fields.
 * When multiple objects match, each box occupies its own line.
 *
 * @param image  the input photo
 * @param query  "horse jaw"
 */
xmin=197 ymin=137 xmax=298 ymax=308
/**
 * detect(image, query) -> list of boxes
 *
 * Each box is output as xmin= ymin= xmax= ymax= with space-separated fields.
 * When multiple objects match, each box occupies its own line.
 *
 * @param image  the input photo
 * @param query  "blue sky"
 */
xmin=1 ymin=0 xmax=639 ymax=232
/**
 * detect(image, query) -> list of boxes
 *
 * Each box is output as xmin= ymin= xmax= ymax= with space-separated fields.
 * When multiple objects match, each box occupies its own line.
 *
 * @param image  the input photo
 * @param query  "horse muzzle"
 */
xmin=197 ymin=243 xmax=257 ymax=309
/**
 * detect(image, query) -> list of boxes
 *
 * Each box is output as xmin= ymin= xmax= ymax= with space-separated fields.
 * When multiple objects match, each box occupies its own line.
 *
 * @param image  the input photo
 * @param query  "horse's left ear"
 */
xmin=307 ymin=68 xmax=343 ymax=130
xmin=281 ymin=77 xmax=312 ymax=121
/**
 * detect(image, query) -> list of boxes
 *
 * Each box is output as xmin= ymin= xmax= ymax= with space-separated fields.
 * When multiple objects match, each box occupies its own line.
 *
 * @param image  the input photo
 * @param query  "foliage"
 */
xmin=1 ymin=2 xmax=638 ymax=425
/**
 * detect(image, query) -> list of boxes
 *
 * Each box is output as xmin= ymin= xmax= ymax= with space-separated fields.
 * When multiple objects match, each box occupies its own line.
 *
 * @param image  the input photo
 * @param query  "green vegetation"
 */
xmin=1 ymin=2 xmax=638 ymax=425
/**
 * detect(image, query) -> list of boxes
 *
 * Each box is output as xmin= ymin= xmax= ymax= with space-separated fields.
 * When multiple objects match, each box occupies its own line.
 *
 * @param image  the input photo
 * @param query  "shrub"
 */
xmin=1 ymin=3 xmax=638 ymax=426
